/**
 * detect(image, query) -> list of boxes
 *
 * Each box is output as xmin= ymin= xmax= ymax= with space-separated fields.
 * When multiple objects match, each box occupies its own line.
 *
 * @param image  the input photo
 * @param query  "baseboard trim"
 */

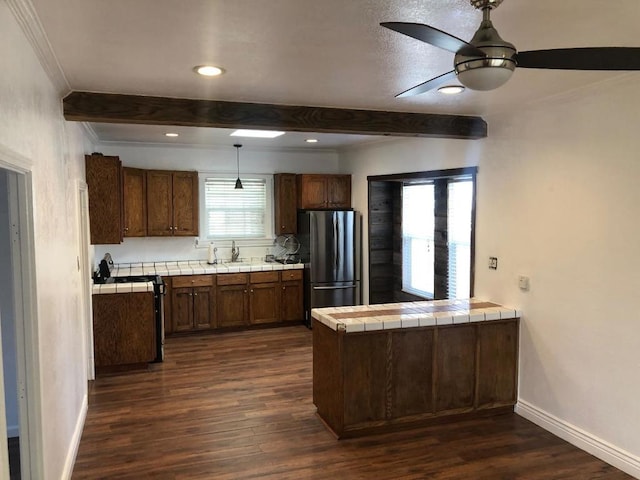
xmin=516 ymin=400 xmax=640 ymax=479
xmin=61 ymin=393 xmax=87 ymax=480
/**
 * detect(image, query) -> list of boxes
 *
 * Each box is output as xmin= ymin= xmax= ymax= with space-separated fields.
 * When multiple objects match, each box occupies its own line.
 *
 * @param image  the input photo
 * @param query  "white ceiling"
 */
xmin=29 ymin=0 xmax=640 ymax=149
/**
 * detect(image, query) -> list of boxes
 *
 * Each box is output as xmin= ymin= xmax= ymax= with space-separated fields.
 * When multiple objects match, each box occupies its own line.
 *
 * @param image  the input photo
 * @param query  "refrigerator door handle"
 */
xmin=312 ymin=284 xmax=356 ymax=290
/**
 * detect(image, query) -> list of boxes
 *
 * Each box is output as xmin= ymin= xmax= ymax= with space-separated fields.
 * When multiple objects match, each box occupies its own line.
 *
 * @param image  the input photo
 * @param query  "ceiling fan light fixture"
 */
xmin=456 ymin=61 xmax=515 ymax=90
xmin=438 ymin=85 xmax=465 ymax=95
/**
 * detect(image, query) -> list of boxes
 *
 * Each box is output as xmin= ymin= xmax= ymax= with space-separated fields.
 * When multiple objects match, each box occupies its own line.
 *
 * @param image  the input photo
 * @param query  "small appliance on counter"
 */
xmin=274 ymin=234 xmax=301 ymax=264
xmin=92 ymin=253 xmax=166 ymax=363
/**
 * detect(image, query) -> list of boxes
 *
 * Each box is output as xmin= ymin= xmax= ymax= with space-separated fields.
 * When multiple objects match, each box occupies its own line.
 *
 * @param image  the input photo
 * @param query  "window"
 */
xmin=200 ymin=175 xmax=273 ymax=240
xmin=402 ymin=184 xmax=435 ymax=298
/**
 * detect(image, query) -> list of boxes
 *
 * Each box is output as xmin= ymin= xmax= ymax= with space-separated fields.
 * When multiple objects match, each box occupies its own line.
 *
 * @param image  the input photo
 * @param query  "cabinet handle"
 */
xmin=169 ymin=226 xmax=173 ymax=231
xmin=194 ymin=293 xmax=198 ymax=296
xmin=251 ymin=289 xmax=254 ymax=293
xmin=174 ymin=225 xmax=178 ymax=230
xmin=189 ymin=293 xmax=193 ymax=296
xmin=282 ymin=286 xmax=286 ymax=290
xmin=124 ymin=227 xmax=129 ymax=232
xmin=244 ymin=290 xmax=247 ymax=293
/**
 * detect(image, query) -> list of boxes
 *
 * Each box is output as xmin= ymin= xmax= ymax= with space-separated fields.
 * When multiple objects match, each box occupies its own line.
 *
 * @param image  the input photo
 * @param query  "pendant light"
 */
xmin=234 ymin=143 xmax=243 ymax=189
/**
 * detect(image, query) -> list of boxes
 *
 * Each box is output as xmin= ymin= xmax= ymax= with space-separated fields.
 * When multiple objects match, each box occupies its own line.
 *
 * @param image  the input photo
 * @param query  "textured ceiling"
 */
xmin=29 ymin=0 xmax=640 ymax=148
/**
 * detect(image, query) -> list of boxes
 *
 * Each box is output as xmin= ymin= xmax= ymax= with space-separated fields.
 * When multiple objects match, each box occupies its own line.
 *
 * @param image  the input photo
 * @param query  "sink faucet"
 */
xmin=231 ymin=240 xmax=240 ymax=262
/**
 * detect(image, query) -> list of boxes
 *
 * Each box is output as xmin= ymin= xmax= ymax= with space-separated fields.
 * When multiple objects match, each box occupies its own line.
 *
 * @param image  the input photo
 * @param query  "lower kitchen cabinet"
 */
xmin=249 ymin=271 xmax=280 ymax=325
xmin=171 ymin=275 xmax=216 ymax=332
xmin=92 ymin=292 xmax=156 ymax=370
xmin=217 ymin=273 xmax=249 ymax=328
xmin=280 ymin=269 xmax=304 ymax=322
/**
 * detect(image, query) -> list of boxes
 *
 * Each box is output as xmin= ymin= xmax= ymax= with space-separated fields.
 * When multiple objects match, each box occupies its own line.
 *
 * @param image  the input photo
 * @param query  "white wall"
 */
xmin=93 ymin=143 xmax=342 ymax=264
xmin=342 ymin=76 xmax=640 ymax=476
xmin=1 ymin=2 xmax=91 ymax=478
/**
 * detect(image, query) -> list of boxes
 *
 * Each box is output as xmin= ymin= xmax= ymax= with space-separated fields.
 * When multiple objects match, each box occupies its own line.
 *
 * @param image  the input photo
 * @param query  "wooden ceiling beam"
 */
xmin=62 ymin=91 xmax=487 ymax=140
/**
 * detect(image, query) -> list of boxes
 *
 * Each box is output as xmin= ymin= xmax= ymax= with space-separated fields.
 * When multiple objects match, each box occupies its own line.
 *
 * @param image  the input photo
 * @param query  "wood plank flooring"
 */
xmin=72 ymin=325 xmax=631 ymax=479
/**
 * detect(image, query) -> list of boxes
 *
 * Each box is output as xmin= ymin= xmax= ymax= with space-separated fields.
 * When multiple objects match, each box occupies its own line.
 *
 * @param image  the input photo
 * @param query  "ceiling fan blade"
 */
xmin=396 ymin=70 xmax=458 ymax=98
xmin=381 ymin=22 xmax=485 ymax=57
xmin=516 ymin=47 xmax=640 ymax=70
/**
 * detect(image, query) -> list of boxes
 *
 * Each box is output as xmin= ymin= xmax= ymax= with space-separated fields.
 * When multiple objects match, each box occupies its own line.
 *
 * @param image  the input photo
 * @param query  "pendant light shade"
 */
xmin=234 ymin=143 xmax=243 ymax=189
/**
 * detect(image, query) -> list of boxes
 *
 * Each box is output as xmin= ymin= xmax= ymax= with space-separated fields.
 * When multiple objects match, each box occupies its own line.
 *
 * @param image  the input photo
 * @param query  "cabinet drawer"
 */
xmin=250 ymin=271 xmax=280 ymax=284
xmin=172 ymin=275 xmax=214 ymax=288
xmin=217 ymin=273 xmax=249 ymax=286
xmin=281 ymin=269 xmax=303 ymax=281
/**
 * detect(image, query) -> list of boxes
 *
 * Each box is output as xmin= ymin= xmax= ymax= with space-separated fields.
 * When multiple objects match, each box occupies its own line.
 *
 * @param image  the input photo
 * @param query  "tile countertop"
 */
xmin=92 ymin=260 xmax=304 ymax=295
xmin=311 ymin=299 xmax=522 ymax=333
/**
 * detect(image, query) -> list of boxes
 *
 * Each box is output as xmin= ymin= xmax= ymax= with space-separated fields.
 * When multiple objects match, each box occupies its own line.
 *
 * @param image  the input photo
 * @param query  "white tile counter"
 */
xmin=312 ymin=299 xmax=522 ymax=333
xmin=92 ymin=260 xmax=303 ymax=294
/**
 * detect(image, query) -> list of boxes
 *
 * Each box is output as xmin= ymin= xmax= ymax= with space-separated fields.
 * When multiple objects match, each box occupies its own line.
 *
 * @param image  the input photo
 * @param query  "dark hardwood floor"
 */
xmin=72 ymin=325 xmax=631 ymax=479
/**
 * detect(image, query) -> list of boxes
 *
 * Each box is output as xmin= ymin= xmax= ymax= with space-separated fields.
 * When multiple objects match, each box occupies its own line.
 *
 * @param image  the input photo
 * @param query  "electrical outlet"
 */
xmin=489 ymin=257 xmax=498 ymax=270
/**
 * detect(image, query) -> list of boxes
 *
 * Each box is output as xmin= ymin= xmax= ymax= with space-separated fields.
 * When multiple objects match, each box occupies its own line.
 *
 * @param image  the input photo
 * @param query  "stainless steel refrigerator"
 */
xmin=297 ymin=210 xmax=361 ymax=327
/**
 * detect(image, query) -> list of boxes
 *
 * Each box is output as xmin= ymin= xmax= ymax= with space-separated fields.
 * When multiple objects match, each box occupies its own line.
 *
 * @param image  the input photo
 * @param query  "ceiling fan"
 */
xmin=381 ymin=0 xmax=640 ymax=97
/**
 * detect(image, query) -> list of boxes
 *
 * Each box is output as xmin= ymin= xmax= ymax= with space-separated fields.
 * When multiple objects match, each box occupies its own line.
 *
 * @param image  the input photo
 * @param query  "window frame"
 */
xmin=197 ymin=172 xmax=275 ymax=247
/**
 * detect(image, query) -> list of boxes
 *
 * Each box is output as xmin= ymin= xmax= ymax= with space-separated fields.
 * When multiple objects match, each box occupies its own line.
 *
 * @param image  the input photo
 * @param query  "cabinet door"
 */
xmin=172 ymin=287 xmax=194 ymax=332
xmin=250 ymin=282 xmax=281 ymax=324
xmin=274 ymin=173 xmax=297 ymax=234
xmin=193 ymin=286 xmax=215 ymax=330
xmin=476 ymin=320 xmax=518 ymax=408
xmin=327 ymin=175 xmax=351 ymax=209
xmin=297 ymin=175 xmax=327 ymax=209
xmin=281 ymin=280 xmax=303 ymax=322
xmin=85 ymin=154 xmax=123 ymax=244
xmin=123 ymin=167 xmax=147 ymax=237
xmin=146 ymin=170 xmax=174 ymax=236
xmin=173 ymin=171 xmax=199 ymax=236
xmin=217 ymin=285 xmax=248 ymax=327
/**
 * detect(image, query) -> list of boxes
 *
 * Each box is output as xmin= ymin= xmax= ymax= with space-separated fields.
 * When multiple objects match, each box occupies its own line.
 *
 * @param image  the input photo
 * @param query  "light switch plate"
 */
xmin=518 ymin=275 xmax=530 ymax=291
xmin=489 ymin=257 xmax=498 ymax=270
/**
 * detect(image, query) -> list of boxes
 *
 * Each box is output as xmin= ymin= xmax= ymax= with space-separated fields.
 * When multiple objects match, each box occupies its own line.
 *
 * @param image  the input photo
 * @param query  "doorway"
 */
xmin=0 ymin=156 xmax=44 ymax=479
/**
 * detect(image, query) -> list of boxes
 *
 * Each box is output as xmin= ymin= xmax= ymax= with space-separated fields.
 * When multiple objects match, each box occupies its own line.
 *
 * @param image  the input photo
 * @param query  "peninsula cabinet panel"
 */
xmin=435 ymin=325 xmax=477 ymax=413
xmin=476 ymin=320 xmax=519 ymax=408
xmin=274 ymin=173 xmax=297 ymax=234
xmin=85 ymin=153 xmax=123 ymax=244
xmin=122 ymin=167 xmax=147 ymax=237
xmin=391 ymin=329 xmax=434 ymax=418
xmin=343 ymin=333 xmax=388 ymax=425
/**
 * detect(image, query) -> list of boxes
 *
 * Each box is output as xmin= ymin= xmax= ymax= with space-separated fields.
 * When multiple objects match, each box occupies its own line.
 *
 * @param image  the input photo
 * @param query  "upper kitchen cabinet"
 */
xmin=147 ymin=170 xmax=199 ymax=236
xmin=85 ymin=153 xmax=123 ymax=244
xmin=274 ymin=173 xmax=297 ymax=234
xmin=122 ymin=167 xmax=147 ymax=237
xmin=297 ymin=174 xmax=352 ymax=210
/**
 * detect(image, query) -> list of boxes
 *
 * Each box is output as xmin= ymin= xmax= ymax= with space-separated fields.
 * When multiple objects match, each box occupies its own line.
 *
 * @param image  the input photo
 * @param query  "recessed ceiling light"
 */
xmin=193 ymin=65 xmax=225 ymax=77
xmin=438 ymin=85 xmax=465 ymax=95
xmin=230 ymin=129 xmax=285 ymax=139
xmin=165 ymin=132 xmax=179 ymax=137
xmin=306 ymin=139 xmax=318 ymax=143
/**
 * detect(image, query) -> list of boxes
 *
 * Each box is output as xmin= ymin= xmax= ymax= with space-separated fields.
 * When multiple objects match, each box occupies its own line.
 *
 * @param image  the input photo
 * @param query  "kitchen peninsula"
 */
xmin=312 ymin=300 xmax=521 ymax=438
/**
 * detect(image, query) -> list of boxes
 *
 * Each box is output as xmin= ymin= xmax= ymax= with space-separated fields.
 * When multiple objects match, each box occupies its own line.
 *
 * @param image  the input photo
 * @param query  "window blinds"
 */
xmin=204 ymin=178 xmax=266 ymax=238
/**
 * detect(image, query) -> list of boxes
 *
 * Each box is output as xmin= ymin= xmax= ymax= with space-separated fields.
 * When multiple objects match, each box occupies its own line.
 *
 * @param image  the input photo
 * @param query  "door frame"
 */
xmin=0 ymin=145 xmax=45 ymax=479
xmin=77 ymin=181 xmax=95 ymax=381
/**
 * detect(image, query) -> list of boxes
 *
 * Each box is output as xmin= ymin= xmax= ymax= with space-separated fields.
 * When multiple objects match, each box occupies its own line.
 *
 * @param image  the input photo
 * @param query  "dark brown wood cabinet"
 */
xmin=122 ymin=167 xmax=147 ymax=237
xmin=170 ymin=275 xmax=215 ymax=332
xmin=249 ymin=271 xmax=280 ymax=325
xmin=297 ymin=174 xmax=351 ymax=210
xmin=92 ymin=292 xmax=156 ymax=370
xmin=216 ymin=273 xmax=249 ymax=328
xmin=280 ymin=270 xmax=304 ymax=322
xmin=313 ymin=318 xmax=519 ymax=438
xmin=147 ymin=170 xmax=199 ymax=236
xmin=274 ymin=173 xmax=297 ymax=234
xmin=85 ymin=153 xmax=123 ymax=244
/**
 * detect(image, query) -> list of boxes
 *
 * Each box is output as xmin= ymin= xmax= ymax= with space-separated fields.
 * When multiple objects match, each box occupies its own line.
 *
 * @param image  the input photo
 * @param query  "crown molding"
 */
xmin=7 ymin=0 xmax=70 ymax=95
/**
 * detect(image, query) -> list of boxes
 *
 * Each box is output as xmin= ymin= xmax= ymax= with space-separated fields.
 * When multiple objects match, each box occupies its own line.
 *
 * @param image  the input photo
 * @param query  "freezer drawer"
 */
xmin=310 ymin=282 xmax=359 ymax=310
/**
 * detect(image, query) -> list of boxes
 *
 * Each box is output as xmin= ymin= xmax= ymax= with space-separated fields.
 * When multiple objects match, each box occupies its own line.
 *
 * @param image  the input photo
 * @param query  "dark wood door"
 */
xmin=172 ymin=287 xmax=194 ymax=332
xmin=123 ymin=167 xmax=147 ymax=237
xmin=193 ymin=286 xmax=215 ymax=330
xmin=435 ymin=324 xmax=477 ymax=413
xmin=281 ymin=280 xmax=303 ymax=322
xmin=173 ymin=171 xmax=199 ymax=236
xmin=327 ymin=175 xmax=351 ymax=209
xmin=249 ymin=282 xmax=280 ymax=324
xmin=477 ymin=320 xmax=519 ymax=408
xmin=146 ymin=170 xmax=174 ymax=236
xmin=85 ymin=154 xmax=123 ymax=244
xmin=217 ymin=285 xmax=248 ymax=327
xmin=274 ymin=173 xmax=297 ymax=234
xmin=297 ymin=175 xmax=327 ymax=209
